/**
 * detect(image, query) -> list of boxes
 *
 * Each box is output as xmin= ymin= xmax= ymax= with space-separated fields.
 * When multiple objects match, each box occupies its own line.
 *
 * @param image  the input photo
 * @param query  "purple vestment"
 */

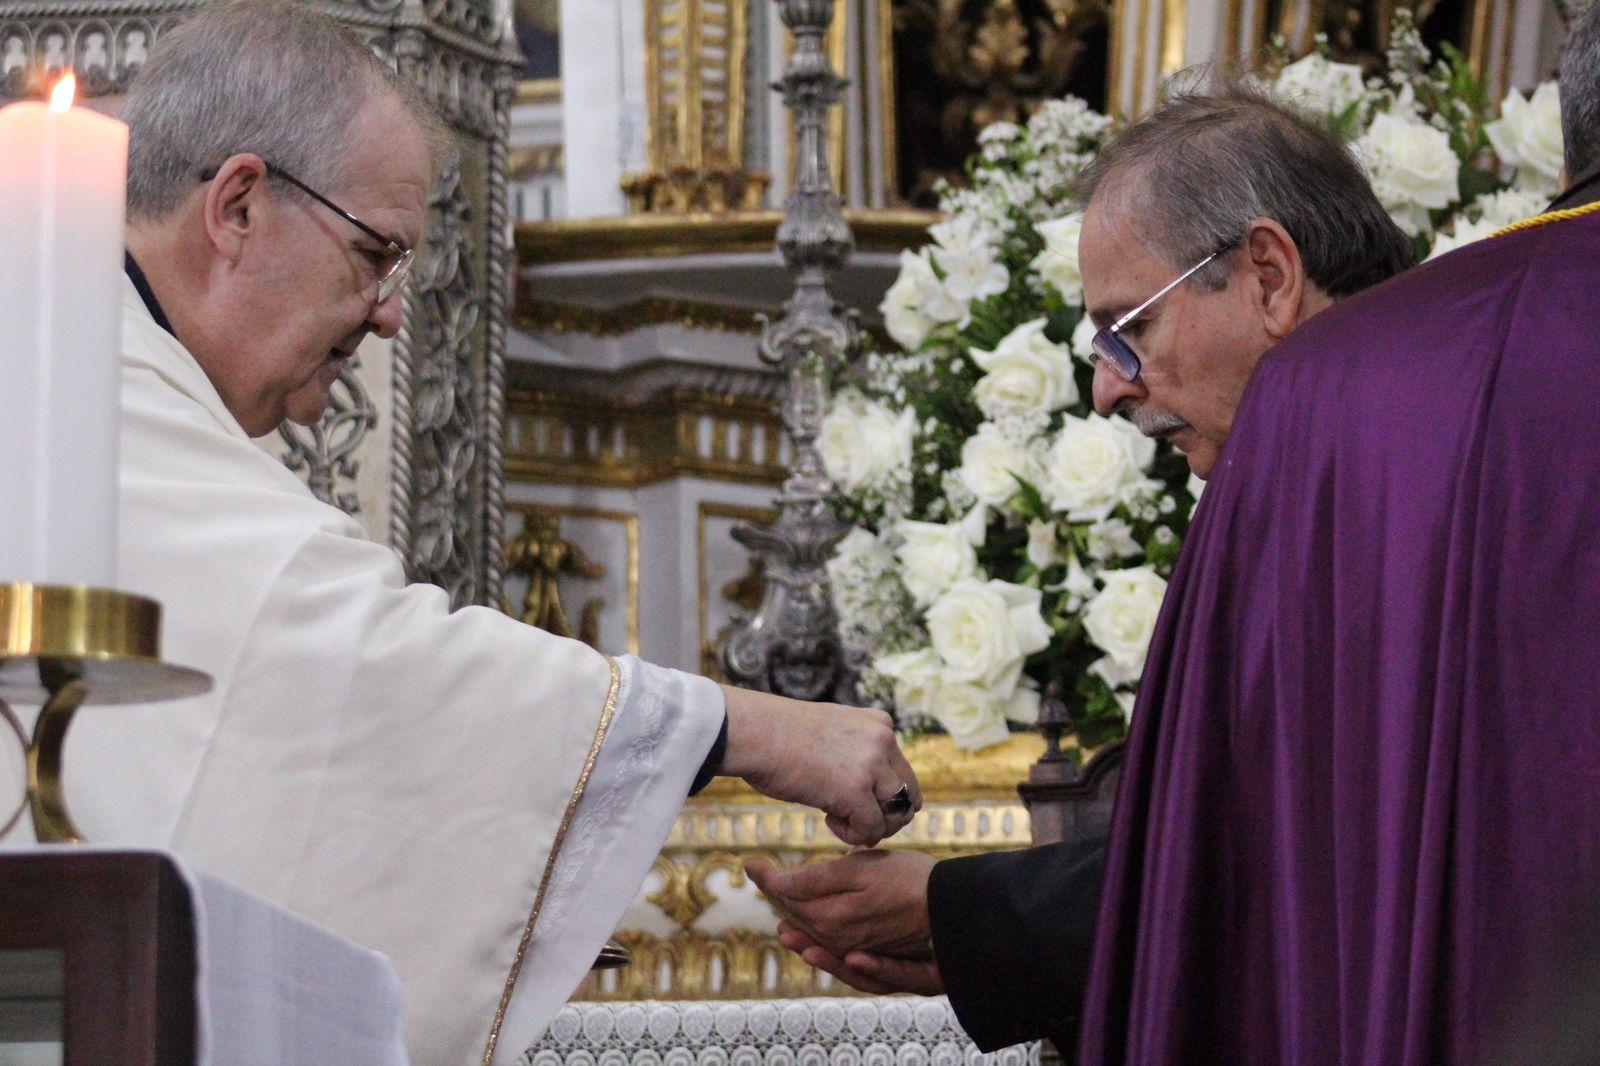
xmin=1079 ymin=212 xmax=1600 ymax=1063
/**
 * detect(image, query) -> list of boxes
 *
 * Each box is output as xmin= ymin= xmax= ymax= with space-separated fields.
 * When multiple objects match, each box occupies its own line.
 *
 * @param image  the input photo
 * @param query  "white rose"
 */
xmin=1109 ymin=412 xmax=1157 ymax=472
xmin=927 ymin=578 xmax=1053 ymax=695
xmin=1026 ymin=519 xmax=1063 ymax=569
xmin=1115 ymin=690 xmax=1137 ymax=724
xmin=1083 ymin=566 xmax=1168 ymax=686
xmin=1071 ymin=313 xmax=1097 ymax=365
xmin=874 ymin=647 xmax=942 ymax=717
xmin=1487 ymin=82 xmax=1564 ymax=193
xmin=929 ymin=211 xmax=996 ymax=252
xmin=927 ymin=682 xmax=1013 ymax=752
xmin=1357 ymin=112 xmax=1460 ymax=236
xmin=1086 ymin=517 xmax=1141 ymax=560
xmin=880 ymin=249 xmax=938 ymax=350
xmin=934 ymin=244 xmax=1010 ymax=305
xmin=895 ymin=520 xmax=979 ymax=607
xmin=1273 ymin=53 xmax=1368 ymax=116
xmin=829 ymin=527 xmax=893 ymax=578
xmin=1426 ymin=215 xmax=1500 ymax=260
xmin=970 ymin=319 xmax=1079 ymax=415
xmin=959 ymin=423 xmax=1041 ymax=508
xmin=819 ymin=394 xmax=915 ymax=491
xmin=1472 ymin=187 xmax=1547 ymax=228
xmin=1031 ymin=213 xmax=1085 ymax=303
xmin=1042 ymin=413 xmax=1147 ymax=522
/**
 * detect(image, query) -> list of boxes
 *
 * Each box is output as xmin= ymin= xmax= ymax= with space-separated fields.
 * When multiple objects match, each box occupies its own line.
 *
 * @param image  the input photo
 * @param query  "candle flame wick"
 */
xmin=50 ymin=72 xmax=76 ymax=113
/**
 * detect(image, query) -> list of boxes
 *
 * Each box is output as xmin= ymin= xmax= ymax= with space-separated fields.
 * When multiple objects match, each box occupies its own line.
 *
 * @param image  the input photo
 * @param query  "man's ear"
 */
xmin=1242 ymin=217 xmax=1306 ymax=341
xmin=202 ymin=153 xmax=269 ymax=261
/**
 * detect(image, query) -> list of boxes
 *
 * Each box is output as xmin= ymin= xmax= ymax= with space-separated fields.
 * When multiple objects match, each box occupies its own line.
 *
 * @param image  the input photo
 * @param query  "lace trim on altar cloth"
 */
xmin=520 ymin=999 xmax=1040 ymax=1066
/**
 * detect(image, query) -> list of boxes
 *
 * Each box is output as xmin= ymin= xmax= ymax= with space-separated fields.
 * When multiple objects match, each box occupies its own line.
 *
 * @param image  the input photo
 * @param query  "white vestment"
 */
xmin=5 ymin=278 xmax=725 ymax=1064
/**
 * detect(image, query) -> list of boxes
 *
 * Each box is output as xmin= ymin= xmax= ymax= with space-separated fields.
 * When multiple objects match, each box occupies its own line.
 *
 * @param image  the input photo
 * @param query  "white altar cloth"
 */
xmin=0 ymin=846 xmax=408 ymax=1065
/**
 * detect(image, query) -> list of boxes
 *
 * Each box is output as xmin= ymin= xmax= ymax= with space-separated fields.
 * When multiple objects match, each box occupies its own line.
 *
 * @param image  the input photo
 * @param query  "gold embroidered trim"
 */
xmin=1488 ymin=197 xmax=1600 ymax=239
xmin=481 ymin=655 xmax=623 ymax=1066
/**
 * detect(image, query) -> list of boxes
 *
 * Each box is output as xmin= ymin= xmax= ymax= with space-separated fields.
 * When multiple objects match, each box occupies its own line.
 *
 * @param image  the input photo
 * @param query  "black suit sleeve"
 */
xmin=927 ymin=836 xmax=1107 ymax=1052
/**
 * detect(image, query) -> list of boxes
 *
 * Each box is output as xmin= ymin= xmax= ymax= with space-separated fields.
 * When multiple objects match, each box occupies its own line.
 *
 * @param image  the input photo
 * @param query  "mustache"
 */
xmin=1122 ymin=405 xmax=1189 ymax=437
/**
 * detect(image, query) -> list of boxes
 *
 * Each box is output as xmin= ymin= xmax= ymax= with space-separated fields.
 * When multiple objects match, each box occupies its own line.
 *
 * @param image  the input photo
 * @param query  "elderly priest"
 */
xmin=5 ymin=3 xmax=924 ymax=1064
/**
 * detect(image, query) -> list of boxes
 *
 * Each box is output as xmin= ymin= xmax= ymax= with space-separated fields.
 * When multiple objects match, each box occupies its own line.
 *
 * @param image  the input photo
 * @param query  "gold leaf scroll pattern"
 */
xmin=504 ymin=512 xmax=607 ymax=649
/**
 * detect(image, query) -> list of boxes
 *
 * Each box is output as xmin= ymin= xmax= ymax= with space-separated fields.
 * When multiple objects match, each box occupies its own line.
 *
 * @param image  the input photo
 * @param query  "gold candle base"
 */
xmin=0 ymin=584 xmax=212 ymax=843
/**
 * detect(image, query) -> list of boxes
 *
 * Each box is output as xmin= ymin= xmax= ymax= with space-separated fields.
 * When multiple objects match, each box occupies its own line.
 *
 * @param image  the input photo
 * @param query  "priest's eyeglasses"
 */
xmin=198 ymin=162 xmax=415 ymax=303
xmin=1090 ymin=240 xmax=1238 ymax=382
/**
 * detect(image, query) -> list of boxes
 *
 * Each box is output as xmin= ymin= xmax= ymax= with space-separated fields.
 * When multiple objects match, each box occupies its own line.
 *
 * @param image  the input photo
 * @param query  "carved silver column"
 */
xmin=0 ymin=0 xmax=517 ymax=610
xmin=718 ymin=0 xmax=856 ymax=700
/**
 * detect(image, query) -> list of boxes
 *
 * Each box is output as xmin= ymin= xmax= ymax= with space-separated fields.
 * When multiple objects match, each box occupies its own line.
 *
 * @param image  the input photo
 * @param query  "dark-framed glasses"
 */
xmin=199 ymin=162 xmax=415 ymax=303
xmin=1090 ymin=241 xmax=1237 ymax=382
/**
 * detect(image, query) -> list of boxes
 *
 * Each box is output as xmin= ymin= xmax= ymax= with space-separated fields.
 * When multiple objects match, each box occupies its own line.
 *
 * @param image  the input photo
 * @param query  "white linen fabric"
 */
xmin=0 ymin=844 xmax=411 ymax=1065
xmin=0 ymin=279 xmax=724 ymax=1065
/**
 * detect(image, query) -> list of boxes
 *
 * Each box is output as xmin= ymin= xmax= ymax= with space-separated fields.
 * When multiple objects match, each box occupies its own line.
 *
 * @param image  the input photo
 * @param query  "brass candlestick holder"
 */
xmin=0 ymin=583 xmax=211 ymax=843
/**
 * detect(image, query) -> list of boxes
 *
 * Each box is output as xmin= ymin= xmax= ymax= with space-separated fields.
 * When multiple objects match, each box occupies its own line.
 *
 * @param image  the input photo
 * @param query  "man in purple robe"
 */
xmin=1079 ymin=10 xmax=1600 ymax=1061
xmin=757 ymin=9 xmax=1600 ymax=1061
xmin=750 ymin=83 xmax=1415 ymax=1048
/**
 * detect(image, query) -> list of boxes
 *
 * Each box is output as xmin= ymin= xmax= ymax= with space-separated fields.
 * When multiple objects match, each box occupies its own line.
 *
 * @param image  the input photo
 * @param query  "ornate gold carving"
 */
xmin=506 ymin=392 xmax=787 ymax=489
xmin=514 ymin=296 xmax=767 ymax=337
xmin=504 ymin=505 xmax=639 ymax=654
xmin=581 ymin=730 xmax=1051 ymax=1000
xmin=1257 ymin=0 xmax=1494 ymax=75
xmin=628 ymin=0 xmax=770 ymax=213
xmin=891 ymin=0 xmax=1110 ymax=204
xmin=514 ymin=208 xmax=935 ymax=265
xmin=504 ymin=512 xmax=607 ymax=648
xmin=579 ymin=928 xmax=831 ymax=1000
xmin=667 ymin=797 xmax=1035 ymax=853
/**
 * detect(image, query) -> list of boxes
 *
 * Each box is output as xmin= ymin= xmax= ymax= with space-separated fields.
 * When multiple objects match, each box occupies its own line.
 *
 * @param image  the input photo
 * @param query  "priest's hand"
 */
xmin=719 ymin=687 xmax=921 ymax=846
xmin=745 ymin=850 xmax=938 ymax=962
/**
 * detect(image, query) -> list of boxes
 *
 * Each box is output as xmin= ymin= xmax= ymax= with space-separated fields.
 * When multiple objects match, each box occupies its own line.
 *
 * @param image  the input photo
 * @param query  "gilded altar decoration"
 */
xmin=505 ymin=513 xmax=607 ymax=649
xmin=626 ymin=0 xmax=770 ymax=213
xmin=572 ymin=732 xmax=1050 ymax=1001
xmin=890 ymin=0 xmax=1111 ymax=205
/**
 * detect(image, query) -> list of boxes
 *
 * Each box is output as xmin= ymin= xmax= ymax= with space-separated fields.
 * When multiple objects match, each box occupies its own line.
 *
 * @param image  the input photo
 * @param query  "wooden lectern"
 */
xmin=0 ymin=852 xmax=196 ymax=1064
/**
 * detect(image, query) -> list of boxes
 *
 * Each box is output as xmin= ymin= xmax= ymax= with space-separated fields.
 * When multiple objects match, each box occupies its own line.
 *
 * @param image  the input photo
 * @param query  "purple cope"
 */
xmin=1079 ymin=212 xmax=1600 ymax=1064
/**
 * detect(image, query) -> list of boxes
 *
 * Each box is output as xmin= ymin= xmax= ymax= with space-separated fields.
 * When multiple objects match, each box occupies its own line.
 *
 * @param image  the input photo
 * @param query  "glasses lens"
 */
xmin=1091 ymin=329 xmax=1140 ymax=381
xmin=378 ymin=249 xmax=414 ymax=304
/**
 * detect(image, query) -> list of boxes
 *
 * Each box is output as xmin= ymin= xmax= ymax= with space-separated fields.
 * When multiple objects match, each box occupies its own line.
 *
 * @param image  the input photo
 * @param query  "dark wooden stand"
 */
xmin=0 ymin=851 xmax=197 ymax=1065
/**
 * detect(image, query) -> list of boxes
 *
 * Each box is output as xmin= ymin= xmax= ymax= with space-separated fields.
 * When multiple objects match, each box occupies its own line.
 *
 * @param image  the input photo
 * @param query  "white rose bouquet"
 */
xmin=824 ymin=100 xmax=1194 ymax=753
xmin=1264 ymin=12 xmax=1561 ymax=258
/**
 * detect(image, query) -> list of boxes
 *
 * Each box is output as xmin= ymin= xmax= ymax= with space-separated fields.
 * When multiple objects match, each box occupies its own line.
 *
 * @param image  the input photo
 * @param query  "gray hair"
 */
xmin=1077 ymin=83 xmax=1415 ymax=297
xmin=1560 ymin=2 xmax=1600 ymax=179
xmin=123 ymin=0 xmax=451 ymax=221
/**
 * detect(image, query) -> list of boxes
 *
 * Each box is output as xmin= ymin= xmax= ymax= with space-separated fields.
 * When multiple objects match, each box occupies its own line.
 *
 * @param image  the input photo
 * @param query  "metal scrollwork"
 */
xmin=277 ymin=357 xmax=378 ymax=514
xmin=404 ymin=163 xmax=483 ymax=608
xmin=716 ymin=0 xmax=858 ymax=702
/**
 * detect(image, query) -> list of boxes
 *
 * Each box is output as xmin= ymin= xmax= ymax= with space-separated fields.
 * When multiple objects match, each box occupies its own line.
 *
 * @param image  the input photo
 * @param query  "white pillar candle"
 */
xmin=0 ymin=74 xmax=128 ymax=588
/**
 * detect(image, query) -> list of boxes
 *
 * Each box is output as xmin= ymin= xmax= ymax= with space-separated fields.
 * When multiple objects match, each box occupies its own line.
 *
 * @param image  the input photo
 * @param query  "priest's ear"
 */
xmin=201 ymin=153 xmax=270 ymax=261
xmin=1240 ymin=217 xmax=1307 ymax=342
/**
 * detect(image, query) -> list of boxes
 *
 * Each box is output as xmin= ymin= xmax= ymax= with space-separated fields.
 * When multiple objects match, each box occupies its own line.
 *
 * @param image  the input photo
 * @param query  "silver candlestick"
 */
xmin=718 ymin=0 xmax=858 ymax=700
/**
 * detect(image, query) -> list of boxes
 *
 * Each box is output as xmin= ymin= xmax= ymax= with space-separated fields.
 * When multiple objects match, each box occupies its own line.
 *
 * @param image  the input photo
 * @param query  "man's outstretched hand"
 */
xmin=746 ymin=850 xmax=944 ymax=995
xmin=719 ymin=686 xmax=922 ymax=846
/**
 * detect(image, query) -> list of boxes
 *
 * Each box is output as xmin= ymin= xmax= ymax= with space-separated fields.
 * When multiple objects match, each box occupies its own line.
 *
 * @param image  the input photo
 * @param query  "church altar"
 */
xmin=0 ymin=0 xmax=1581 ymax=1061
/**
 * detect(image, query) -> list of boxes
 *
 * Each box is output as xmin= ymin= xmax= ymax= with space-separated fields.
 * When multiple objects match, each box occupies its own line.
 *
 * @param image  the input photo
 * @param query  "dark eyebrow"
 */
xmin=1087 ymin=305 xmax=1133 ymax=329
